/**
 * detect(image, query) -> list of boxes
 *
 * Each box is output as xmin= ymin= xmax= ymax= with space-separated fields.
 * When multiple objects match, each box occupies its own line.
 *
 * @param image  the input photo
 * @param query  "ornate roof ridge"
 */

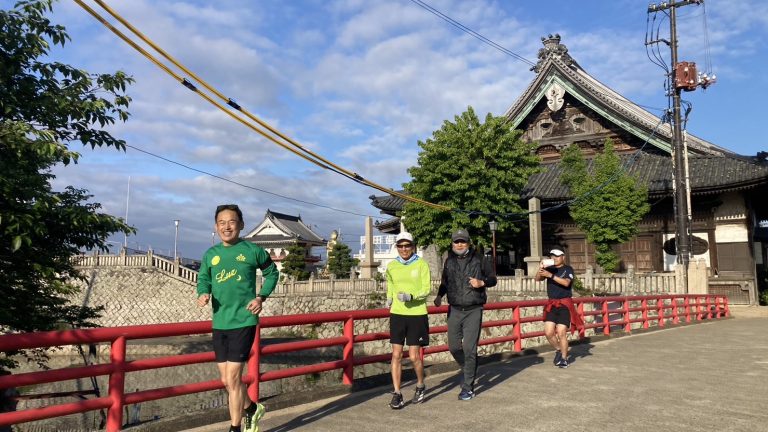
xmin=505 ymin=35 xmax=735 ymax=157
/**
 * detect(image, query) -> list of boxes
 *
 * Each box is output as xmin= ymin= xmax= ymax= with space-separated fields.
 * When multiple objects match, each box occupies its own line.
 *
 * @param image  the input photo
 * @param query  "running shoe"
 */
xmin=243 ymin=402 xmax=265 ymax=432
xmin=389 ymin=392 xmax=405 ymax=409
xmin=458 ymin=389 xmax=475 ymax=401
xmin=412 ymin=385 xmax=426 ymax=404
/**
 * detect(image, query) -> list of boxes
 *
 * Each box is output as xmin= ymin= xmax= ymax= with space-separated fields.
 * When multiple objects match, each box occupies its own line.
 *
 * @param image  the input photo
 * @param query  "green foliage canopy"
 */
xmin=402 ymin=107 xmax=540 ymax=251
xmin=560 ymin=139 xmax=650 ymax=272
xmin=280 ymin=244 xmax=310 ymax=281
xmin=0 ymin=0 xmax=134 ymax=368
xmin=326 ymin=243 xmax=358 ymax=279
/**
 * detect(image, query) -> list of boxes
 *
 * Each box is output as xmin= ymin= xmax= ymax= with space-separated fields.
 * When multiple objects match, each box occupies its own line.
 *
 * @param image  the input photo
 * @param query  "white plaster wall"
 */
xmin=715 ymin=223 xmax=749 ymax=243
xmin=663 ymin=232 xmax=711 ymax=271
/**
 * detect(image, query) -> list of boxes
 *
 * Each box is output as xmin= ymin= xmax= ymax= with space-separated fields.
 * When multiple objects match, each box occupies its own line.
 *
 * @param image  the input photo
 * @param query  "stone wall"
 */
xmin=72 ymin=267 xmax=211 ymax=327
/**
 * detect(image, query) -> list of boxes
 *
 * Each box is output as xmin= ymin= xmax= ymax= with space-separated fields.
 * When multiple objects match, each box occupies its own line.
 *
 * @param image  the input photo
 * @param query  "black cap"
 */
xmin=452 ymin=229 xmax=470 ymax=242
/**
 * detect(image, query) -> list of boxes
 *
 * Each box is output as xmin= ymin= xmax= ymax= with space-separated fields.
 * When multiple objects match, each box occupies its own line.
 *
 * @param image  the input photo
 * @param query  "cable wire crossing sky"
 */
xmin=42 ymin=0 xmax=767 ymax=259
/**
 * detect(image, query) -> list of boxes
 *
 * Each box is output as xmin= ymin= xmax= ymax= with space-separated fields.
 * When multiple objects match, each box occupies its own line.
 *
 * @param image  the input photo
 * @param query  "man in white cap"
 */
xmin=434 ymin=228 xmax=496 ymax=400
xmin=535 ymin=248 xmax=581 ymax=368
xmin=385 ymin=232 xmax=432 ymax=409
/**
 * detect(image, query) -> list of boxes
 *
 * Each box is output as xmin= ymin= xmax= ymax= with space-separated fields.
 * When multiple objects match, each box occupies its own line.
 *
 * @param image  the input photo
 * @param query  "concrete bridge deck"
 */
xmin=183 ymin=310 xmax=767 ymax=432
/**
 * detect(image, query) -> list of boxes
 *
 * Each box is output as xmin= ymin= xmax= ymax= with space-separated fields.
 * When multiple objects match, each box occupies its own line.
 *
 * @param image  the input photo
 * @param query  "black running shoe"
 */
xmin=389 ymin=392 xmax=405 ymax=409
xmin=553 ymin=350 xmax=562 ymax=366
xmin=412 ymin=385 xmax=426 ymax=404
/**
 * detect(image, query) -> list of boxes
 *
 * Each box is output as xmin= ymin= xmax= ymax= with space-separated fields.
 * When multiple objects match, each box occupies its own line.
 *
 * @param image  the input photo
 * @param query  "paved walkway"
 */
xmin=185 ymin=313 xmax=768 ymax=432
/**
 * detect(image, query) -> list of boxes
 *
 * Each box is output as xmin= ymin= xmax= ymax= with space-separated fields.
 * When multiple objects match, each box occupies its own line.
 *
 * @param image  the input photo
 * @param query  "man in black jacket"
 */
xmin=434 ymin=228 xmax=497 ymax=400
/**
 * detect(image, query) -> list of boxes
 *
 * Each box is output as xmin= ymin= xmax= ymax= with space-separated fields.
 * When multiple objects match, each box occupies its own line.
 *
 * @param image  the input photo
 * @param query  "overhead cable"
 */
xmin=125 ymin=144 xmax=377 ymax=218
xmin=77 ymin=1 xmax=669 ymax=222
xmin=409 ymin=0 xmax=536 ymax=68
xmin=76 ymin=0 xmax=451 ymax=212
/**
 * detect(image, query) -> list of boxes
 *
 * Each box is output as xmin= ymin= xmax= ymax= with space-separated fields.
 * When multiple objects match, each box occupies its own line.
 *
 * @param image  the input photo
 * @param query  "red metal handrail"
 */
xmin=0 ymin=294 xmax=728 ymax=431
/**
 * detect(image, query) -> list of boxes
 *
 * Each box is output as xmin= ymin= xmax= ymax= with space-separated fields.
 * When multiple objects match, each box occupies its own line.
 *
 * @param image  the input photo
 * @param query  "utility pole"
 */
xmin=647 ymin=0 xmax=714 ymax=293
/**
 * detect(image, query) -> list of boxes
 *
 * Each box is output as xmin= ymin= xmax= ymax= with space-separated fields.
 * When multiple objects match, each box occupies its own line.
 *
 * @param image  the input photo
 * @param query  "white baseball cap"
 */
xmin=549 ymin=249 xmax=565 ymax=257
xmin=395 ymin=232 xmax=414 ymax=244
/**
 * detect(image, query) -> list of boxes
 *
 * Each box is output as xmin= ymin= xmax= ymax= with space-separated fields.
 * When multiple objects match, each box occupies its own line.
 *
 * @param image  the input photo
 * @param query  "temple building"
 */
xmin=370 ymin=35 xmax=768 ymax=302
xmin=243 ymin=209 xmax=325 ymax=272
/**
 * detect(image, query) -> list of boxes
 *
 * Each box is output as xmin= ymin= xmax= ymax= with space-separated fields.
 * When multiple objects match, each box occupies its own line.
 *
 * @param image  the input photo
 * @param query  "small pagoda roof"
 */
xmin=369 ymin=193 xmax=406 ymax=217
xmin=244 ymin=209 xmax=325 ymax=246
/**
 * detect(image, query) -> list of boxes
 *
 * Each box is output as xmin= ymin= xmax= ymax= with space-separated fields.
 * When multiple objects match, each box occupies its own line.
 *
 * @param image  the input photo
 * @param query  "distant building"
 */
xmin=353 ymin=233 xmax=398 ymax=273
xmin=353 ymin=223 xmax=429 ymax=274
xmin=243 ymin=209 xmax=325 ymax=272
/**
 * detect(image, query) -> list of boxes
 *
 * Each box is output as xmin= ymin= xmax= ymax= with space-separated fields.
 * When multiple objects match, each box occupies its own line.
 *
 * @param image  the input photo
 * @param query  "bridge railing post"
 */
xmin=623 ymin=299 xmax=631 ymax=333
xmin=107 ymin=336 xmax=126 ymax=432
xmin=656 ymin=298 xmax=665 ymax=327
xmin=641 ymin=299 xmax=649 ymax=329
xmin=513 ymin=305 xmax=522 ymax=351
xmin=247 ymin=325 xmax=261 ymax=402
xmin=671 ymin=297 xmax=680 ymax=324
xmin=684 ymin=296 xmax=691 ymax=323
xmin=602 ymin=300 xmax=610 ymax=336
xmin=342 ymin=317 xmax=354 ymax=386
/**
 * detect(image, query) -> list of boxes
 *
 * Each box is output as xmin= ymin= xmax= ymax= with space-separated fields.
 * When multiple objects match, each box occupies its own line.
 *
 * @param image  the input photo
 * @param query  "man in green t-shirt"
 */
xmin=197 ymin=204 xmax=279 ymax=432
xmin=385 ymin=232 xmax=431 ymax=409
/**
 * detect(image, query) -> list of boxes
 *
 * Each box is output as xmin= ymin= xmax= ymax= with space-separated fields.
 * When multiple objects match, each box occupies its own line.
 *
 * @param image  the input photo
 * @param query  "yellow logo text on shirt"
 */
xmin=216 ymin=268 xmax=237 ymax=283
xmin=211 ymin=256 xmax=220 ymax=266
xmin=236 ymin=254 xmax=246 ymax=262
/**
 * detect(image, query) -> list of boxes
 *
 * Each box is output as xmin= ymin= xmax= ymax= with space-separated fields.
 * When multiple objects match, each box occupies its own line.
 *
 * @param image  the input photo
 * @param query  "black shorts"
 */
xmin=545 ymin=306 xmax=571 ymax=327
xmin=390 ymin=314 xmax=429 ymax=347
xmin=212 ymin=326 xmax=256 ymax=363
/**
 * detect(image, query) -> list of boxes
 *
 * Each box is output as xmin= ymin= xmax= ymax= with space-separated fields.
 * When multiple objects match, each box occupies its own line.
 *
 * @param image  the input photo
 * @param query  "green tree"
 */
xmin=560 ymin=139 xmax=650 ymax=272
xmin=402 ymin=106 xmax=540 ymax=251
xmin=1 ymin=0 xmax=134 ymax=368
xmin=326 ymin=243 xmax=359 ymax=279
xmin=281 ymin=244 xmax=310 ymax=281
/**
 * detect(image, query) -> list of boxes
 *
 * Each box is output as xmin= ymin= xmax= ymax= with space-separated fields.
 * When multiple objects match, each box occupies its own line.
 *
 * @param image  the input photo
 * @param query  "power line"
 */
xmin=409 ymin=0 xmax=536 ymax=68
xmin=125 ymin=144 xmax=377 ymax=218
xmin=77 ymin=0 xmax=452 ymax=212
xmin=412 ymin=0 xmax=666 ymax=112
xmin=80 ymin=1 xmax=670 ymax=223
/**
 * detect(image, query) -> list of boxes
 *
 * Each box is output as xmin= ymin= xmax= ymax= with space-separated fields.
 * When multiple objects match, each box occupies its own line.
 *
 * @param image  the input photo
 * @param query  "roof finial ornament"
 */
xmin=531 ymin=33 xmax=579 ymax=73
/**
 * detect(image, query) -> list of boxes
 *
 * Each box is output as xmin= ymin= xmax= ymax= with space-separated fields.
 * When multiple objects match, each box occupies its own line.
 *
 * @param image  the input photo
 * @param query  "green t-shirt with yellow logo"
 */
xmin=197 ymin=240 xmax=279 ymax=330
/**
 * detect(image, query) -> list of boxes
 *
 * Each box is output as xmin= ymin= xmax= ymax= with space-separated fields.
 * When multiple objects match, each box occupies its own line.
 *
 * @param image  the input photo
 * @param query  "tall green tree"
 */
xmin=560 ymin=139 xmax=650 ymax=272
xmin=1 ymin=0 xmax=134 ymax=368
xmin=326 ymin=243 xmax=359 ymax=279
xmin=402 ymin=106 xmax=540 ymax=251
xmin=281 ymin=244 xmax=310 ymax=281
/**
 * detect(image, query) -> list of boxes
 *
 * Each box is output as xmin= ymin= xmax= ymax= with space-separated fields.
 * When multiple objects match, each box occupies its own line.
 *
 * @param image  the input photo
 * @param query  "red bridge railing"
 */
xmin=0 ymin=294 xmax=728 ymax=431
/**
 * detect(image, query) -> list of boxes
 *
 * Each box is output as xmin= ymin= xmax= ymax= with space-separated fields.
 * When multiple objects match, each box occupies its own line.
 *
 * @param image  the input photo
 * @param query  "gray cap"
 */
xmin=451 ymin=228 xmax=470 ymax=242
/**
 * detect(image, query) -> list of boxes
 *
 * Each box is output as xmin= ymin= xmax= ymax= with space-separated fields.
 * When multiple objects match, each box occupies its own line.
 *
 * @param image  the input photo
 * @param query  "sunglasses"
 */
xmin=396 ymin=244 xmax=413 ymax=249
xmin=452 ymin=240 xmax=468 ymax=244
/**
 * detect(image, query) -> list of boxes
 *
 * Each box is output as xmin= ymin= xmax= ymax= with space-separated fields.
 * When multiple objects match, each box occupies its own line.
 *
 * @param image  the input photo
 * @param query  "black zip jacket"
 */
xmin=437 ymin=248 xmax=497 ymax=307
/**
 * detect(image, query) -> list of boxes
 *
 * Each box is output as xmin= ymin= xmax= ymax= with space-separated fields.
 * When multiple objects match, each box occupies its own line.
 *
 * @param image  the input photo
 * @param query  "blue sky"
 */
xmin=14 ymin=0 xmax=767 ymax=260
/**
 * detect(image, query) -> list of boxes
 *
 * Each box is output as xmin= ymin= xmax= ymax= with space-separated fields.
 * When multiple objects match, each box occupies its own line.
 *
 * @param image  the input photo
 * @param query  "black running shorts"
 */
xmin=212 ymin=325 xmax=256 ymax=363
xmin=545 ymin=306 xmax=571 ymax=327
xmin=389 ymin=314 xmax=429 ymax=347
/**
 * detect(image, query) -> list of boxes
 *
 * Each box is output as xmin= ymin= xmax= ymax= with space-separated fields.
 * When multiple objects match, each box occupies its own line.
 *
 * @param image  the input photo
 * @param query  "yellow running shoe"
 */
xmin=243 ymin=402 xmax=266 ymax=432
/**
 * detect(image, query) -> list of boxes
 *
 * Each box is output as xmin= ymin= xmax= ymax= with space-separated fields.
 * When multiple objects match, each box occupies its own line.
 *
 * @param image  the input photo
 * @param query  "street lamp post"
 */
xmin=488 ymin=220 xmax=498 ymax=274
xmin=174 ymin=219 xmax=180 ymax=262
